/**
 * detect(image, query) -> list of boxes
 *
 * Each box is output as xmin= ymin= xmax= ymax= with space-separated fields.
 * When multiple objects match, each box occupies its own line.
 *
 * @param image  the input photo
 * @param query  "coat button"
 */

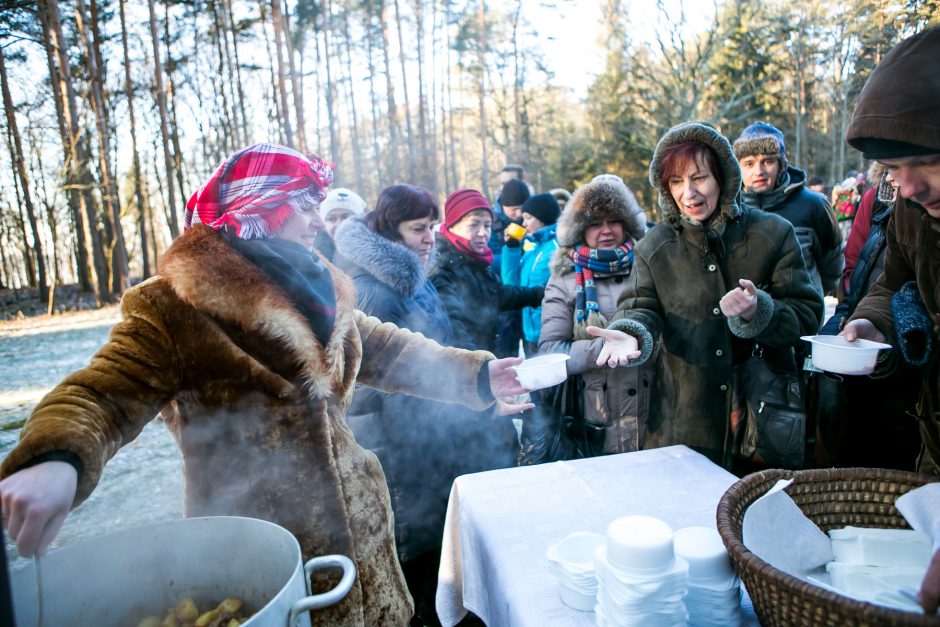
xmin=715 ymin=349 xmax=723 ymax=357
xmin=628 ymin=388 xmax=637 ymax=396
xmin=615 ymin=277 xmax=623 ymax=284
xmin=720 ymin=384 xmax=728 ymax=391
xmin=707 ymin=264 xmax=717 ymax=272
xmin=712 ymin=307 xmax=720 ymax=315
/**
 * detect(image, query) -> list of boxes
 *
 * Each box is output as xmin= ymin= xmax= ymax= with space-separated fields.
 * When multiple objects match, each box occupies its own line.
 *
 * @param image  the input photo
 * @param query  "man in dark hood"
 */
xmin=734 ymin=121 xmax=844 ymax=297
xmin=839 ymin=26 xmax=940 ymax=613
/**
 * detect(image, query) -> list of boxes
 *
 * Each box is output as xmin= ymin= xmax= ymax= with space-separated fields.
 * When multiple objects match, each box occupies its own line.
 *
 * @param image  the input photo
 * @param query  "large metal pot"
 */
xmin=9 ymin=516 xmax=355 ymax=627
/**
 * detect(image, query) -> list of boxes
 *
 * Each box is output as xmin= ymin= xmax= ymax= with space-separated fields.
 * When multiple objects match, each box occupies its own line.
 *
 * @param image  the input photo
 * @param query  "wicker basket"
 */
xmin=716 ymin=467 xmax=940 ymax=626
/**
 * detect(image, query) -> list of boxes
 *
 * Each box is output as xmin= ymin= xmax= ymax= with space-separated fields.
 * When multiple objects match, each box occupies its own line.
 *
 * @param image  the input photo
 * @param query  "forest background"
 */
xmin=0 ymin=0 xmax=937 ymax=307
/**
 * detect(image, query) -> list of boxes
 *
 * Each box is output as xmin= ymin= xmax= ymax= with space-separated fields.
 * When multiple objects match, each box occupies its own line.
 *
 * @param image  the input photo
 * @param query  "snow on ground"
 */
xmin=1 ymin=308 xmax=182 ymax=569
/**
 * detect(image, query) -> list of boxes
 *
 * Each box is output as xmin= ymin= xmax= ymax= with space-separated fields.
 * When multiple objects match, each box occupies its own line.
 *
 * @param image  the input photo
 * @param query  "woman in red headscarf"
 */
xmin=0 ymin=144 xmax=530 ymax=626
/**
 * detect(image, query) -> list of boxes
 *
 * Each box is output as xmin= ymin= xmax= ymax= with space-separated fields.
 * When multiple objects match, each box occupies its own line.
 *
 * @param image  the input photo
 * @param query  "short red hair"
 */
xmin=658 ymin=141 xmax=724 ymax=195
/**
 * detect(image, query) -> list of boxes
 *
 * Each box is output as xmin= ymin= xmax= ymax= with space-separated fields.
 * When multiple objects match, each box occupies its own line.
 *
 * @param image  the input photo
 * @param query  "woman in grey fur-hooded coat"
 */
xmin=333 ymin=214 xmax=458 ymax=564
xmin=539 ymin=176 xmax=655 ymax=453
xmin=607 ymin=122 xmax=822 ymax=467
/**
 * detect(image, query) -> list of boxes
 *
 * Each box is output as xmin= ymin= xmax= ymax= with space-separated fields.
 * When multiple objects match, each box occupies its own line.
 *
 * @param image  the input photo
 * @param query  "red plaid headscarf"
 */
xmin=185 ymin=143 xmax=334 ymax=240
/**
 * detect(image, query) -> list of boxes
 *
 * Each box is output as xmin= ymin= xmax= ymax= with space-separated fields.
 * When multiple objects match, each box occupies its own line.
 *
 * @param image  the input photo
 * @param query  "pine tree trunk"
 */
xmin=258 ymin=1 xmax=285 ymax=145
xmin=164 ymin=4 xmax=188 ymax=209
xmin=0 ymin=214 xmax=18 ymax=290
xmin=4 ymin=138 xmax=36 ymax=287
xmin=322 ymin=0 xmax=339 ymax=165
xmin=393 ymin=0 xmax=417 ymax=180
xmin=44 ymin=0 xmax=110 ymax=302
xmin=147 ymin=138 xmax=163 ymax=265
xmin=41 ymin=197 xmax=61 ymax=285
xmin=93 ymin=0 xmax=130 ymax=291
xmin=427 ymin=0 xmax=440 ymax=195
xmin=37 ymin=3 xmax=91 ymax=291
xmin=444 ymin=0 xmax=458 ymax=190
xmin=511 ymin=0 xmax=523 ymax=163
xmin=26 ymin=128 xmax=63 ymax=285
xmin=476 ymin=0 xmax=489 ymax=194
xmin=379 ymin=0 xmax=401 ymax=181
xmin=224 ymin=0 xmax=250 ymax=146
xmin=313 ymin=30 xmax=323 ymax=153
xmin=120 ymin=0 xmax=150 ymax=279
xmin=208 ymin=0 xmax=236 ymax=154
xmin=365 ymin=2 xmax=384 ymax=195
xmin=147 ymin=0 xmax=181 ymax=238
xmin=271 ymin=0 xmax=295 ymax=148
xmin=282 ymin=8 xmax=307 ymax=152
xmin=340 ymin=5 xmax=363 ymax=191
xmin=77 ymin=0 xmax=129 ymax=293
xmin=0 ymin=48 xmax=48 ymax=300
xmin=412 ymin=0 xmax=432 ymax=191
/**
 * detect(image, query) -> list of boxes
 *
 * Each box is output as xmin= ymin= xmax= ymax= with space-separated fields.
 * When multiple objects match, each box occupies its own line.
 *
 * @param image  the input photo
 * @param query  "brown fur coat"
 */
xmin=0 ymin=225 xmax=495 ymax=626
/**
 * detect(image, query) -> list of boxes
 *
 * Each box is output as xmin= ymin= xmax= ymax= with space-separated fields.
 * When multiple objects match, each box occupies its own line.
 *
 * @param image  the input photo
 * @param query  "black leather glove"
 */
xmin=532 ymin=286 xmax=545 ymax=304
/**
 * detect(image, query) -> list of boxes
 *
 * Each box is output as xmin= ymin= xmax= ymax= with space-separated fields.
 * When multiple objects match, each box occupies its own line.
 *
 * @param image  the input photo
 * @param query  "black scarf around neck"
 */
xmin=224 ymin=232 xmax=336 ymax=346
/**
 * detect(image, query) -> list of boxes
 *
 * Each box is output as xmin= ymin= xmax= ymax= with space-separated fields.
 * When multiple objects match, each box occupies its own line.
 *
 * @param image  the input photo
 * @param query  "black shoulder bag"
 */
xmin=738 ymin=344 xmax=810 ymax=469
xmin=715 ymin=245 xmax=810 ymax=469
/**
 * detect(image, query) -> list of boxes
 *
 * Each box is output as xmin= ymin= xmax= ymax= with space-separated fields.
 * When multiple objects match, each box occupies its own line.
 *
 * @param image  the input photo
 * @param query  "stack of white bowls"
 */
xmin=673 ymin=526 xmax=742 ymax=627
xmin=593 ymin=515 xmax=689 ymax=626
xmin=546 ymin=531 xmax=607 ymax=611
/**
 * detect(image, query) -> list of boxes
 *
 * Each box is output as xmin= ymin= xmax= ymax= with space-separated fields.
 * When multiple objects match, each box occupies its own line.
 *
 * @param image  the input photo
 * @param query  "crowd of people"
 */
xmin=1 ymin=26 xmax=938 ymax=627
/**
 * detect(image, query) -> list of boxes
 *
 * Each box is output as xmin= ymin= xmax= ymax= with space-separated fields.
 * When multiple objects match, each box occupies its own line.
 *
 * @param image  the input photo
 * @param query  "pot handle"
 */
xmin=288 ymin=554 xmax=357 ymax=626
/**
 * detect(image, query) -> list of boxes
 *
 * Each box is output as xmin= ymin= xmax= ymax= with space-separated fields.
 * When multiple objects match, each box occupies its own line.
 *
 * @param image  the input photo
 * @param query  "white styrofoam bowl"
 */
xmin=801 ymin=335 xmax=892 ymax=375
xmin=512 ymin=353 xmax=570 ymax=390
xmin=549 ymin=531 xmax=606 ymax=572
xmin=673 ymin=526 xmax=736 ymax=583
xmin=606 ymin=515 xmax=675 ymax=575
xmin=559 ymin=580 xmax=596 ymax=611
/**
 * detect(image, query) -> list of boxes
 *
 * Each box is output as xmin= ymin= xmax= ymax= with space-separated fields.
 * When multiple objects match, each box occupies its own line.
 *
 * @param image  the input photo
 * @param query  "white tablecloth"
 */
xmin=436 ymin=445 xmax=758 ymax=627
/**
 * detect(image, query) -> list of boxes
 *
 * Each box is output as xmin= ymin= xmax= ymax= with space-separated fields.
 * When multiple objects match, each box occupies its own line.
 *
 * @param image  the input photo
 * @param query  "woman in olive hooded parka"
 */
xmin=591 ymin=123 xmax=823 ymax=467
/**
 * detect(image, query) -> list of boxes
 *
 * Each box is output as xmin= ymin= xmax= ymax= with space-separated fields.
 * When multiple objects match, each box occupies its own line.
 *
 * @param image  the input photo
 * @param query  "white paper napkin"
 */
xmin=896 ymin=483 xmax=940 ymax=551
xmin=742 ymin=479 xmax=833 ymax=578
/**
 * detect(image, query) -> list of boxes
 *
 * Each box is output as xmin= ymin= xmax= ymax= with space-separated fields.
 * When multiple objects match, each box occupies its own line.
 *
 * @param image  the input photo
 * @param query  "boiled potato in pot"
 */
xmin=134 ymin=596 xmax=249 ymax=627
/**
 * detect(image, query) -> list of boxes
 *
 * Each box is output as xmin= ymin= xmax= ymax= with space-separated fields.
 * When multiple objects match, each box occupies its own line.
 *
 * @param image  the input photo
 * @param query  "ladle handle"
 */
xmin=288 ymin=554 xmax=356 ymax=626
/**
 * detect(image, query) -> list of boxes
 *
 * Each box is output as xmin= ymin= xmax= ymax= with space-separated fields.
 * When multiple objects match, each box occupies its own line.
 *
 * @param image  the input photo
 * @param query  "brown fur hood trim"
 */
xmin=648 ymin=122 xmax=743 ymax=231
xmin=552 ymin=175 xmax=646 ymax=276
xmin=158 ymin=225 xmax=357 ymax=398
xmin=556 ymin=175 xmax=648 ymax=248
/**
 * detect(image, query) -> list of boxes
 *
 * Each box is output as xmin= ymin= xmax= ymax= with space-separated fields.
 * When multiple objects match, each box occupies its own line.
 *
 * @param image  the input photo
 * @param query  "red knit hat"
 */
xmin=443 ymin=189 xmax=493 ymax=230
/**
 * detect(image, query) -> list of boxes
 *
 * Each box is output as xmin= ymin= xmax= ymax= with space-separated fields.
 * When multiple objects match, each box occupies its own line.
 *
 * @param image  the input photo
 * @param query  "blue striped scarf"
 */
xmin=570 ymin=243 xmax=634 ymax=339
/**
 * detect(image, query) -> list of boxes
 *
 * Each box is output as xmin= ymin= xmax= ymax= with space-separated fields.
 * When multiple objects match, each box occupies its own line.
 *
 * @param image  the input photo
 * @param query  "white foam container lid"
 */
xmin=673 ymin=526 xmax=736 ymax=583
xmin=606 ymin=515 xmax=676 ymax=575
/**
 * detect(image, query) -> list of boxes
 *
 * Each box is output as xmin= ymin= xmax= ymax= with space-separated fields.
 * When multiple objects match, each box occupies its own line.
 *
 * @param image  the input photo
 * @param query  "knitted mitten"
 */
xmin=891 ymin=281 xmax=934 ymax=367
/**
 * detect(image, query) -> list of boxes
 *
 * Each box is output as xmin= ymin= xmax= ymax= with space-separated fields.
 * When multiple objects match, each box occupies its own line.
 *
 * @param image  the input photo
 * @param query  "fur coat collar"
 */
xmin=332 ymin=216 xmax=428 ymax=299
xmin=159 ymin=224 xmax=358 ymax=399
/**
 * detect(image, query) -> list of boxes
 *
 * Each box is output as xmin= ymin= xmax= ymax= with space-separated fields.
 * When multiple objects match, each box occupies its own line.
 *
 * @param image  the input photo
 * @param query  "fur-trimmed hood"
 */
xmin=551 ymin=176 xmax=646 ymax=276
xmin=332 ymin=215 xmax=427 ymax=299
xmin=648 ymin=122 xmax=743 ymax=231
xmin=159 ymin=224 xmax=358 ymax=400
xmin=556 ymin=175 xmax=648 ymax=248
